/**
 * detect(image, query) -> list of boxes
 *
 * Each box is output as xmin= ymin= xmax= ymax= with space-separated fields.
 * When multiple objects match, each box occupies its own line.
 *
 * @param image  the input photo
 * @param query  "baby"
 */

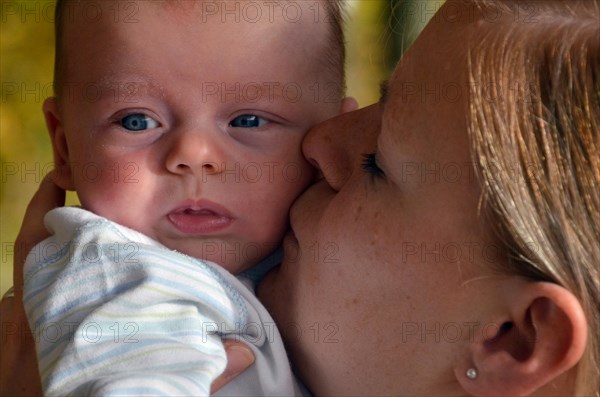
xmin=23 ymin=0 xmax=355 ymax=395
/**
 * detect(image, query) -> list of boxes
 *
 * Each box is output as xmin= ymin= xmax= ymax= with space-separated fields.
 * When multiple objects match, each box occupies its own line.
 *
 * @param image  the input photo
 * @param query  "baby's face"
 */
xmin=50 ymin=1 xmax=343 ymax=273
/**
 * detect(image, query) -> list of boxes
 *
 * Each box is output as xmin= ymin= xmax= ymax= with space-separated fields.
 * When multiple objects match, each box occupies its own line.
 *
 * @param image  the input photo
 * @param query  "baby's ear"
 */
xmin=43 ymin=97 xmax=75 ymax=191
xmin=457 ymin=281 xmax=587 ymax=397
xmin=339 ymin=96 xmax=359 ymax=114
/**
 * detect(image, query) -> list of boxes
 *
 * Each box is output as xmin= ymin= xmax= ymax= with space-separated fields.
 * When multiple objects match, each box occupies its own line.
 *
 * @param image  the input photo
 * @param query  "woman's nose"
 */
xmin=165 ymin=128 xmax=225 ymax=176
xmin=302 ymin=104 xmax=381 ymax=191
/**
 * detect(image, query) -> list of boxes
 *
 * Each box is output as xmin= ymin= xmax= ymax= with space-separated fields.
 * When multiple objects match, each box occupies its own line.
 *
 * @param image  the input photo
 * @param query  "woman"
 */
xmin=2 ymin=0 xmax=598 ymax=395
xmin=257 ymin=0 xmax=599 ymax=395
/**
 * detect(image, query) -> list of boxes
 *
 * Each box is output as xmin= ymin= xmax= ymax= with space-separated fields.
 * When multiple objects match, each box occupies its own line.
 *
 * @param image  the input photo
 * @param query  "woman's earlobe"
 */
xmin=43 ymin=97 xmax=75 ymax=191
xmin=456 ymin=281 xmax=587 ymax=397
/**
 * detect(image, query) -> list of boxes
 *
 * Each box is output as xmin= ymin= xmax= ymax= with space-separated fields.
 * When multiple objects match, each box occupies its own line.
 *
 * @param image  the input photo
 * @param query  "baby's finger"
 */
xmin=210 ymin=340 xmax=255 ymax=393
xmin=14 ymin=172 xmax=66 ymax=297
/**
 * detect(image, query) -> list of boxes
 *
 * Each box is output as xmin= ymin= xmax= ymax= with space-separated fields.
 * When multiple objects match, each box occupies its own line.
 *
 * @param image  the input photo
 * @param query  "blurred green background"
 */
xmin=0 ymin=0 xmax=440 ymax=296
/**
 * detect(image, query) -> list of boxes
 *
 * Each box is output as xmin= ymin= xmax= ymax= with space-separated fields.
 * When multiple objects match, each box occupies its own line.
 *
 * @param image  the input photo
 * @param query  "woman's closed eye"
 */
xmin=362 ymin=152 xmax=385 ymax=178
xmin=229 ymin=114 xmax=270 ymax=128
xmin=120 ymin=113 xmax=160 ymax=132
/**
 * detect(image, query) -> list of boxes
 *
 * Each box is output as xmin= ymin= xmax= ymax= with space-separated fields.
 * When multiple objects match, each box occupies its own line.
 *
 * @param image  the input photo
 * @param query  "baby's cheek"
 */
xmin=74 ymin=170 xmax=143 ymax=219
xmin=280 ymin=158 xmax=316 ymax=199
xmin=235 ymin=195 xmax=290 ymax=261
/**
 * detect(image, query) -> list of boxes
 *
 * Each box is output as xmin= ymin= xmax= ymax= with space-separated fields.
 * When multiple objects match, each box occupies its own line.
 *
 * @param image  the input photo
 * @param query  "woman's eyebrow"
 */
xmin=379 ymin=80 xmax=390 ymax=107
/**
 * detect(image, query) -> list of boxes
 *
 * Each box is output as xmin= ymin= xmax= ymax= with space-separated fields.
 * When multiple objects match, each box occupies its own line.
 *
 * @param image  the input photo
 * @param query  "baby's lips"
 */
xmin=170 ymin=198 xmax=234 ymax=219
xmin=167 ymin=198 xmax=234 ymax=235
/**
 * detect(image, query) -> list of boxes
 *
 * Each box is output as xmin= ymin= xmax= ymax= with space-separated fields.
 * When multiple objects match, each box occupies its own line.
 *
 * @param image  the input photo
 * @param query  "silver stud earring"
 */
xmin=466 ymin=368 xmax=478 ymax=380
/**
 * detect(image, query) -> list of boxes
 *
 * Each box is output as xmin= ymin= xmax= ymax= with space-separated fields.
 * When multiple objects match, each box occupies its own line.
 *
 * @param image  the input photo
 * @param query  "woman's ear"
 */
xmin=339 ymin=96 xmax=359 ymax=114
xmin=457 ymin=280 xmax=587 ymax=397
xmin=43 ymin=97 xmax=75 ymax=191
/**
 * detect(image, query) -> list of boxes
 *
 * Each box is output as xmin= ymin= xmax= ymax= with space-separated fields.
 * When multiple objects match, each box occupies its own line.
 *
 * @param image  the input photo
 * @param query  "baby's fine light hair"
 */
xmin=468 ymin=1 xmax=599 ymax=395
xmin=52 ymin=0 xmax=347 ymax=100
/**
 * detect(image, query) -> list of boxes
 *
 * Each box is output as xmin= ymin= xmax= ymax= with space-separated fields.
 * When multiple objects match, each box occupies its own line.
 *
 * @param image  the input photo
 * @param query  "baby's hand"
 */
xmin=211 ymin=340 xmax=256 ymax=393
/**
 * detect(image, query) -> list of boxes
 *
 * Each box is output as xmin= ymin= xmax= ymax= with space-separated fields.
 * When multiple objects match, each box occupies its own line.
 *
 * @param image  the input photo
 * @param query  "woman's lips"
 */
xmin=281 ymin=228 xmax=299 ymax=261
xmin=284 ymin=228 xmax=297 ymax=242
xmin=168 ymin=200 xmax=233 ymax=234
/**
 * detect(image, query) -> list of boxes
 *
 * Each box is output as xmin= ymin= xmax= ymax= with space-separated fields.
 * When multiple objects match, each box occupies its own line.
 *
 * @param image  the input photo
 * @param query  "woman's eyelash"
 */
xmin=361 ymin=153 xmax=385 ymax=178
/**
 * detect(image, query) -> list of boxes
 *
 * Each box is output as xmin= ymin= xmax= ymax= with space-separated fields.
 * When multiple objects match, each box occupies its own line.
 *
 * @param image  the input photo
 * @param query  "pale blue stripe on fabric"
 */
xmin=23 ymin=263 xmax=63 ymax=302
xmin=25 ymin=263 xmax=226 ymax=324
xmin=28 ymin=254 xmax=240 ymax=324
xmin=33 ymin=271 xmax=242 ymax=365
xmin=34 ymin=273 xmax=236 ymax=325
xmin=23 ymin=255 xmax=127 ymax=314
xmin=62 ymin=369 xmax=215 ymax=395
xmin=27 ymin=277 xmax=148 ymax=329
xmin=38 ymin=327 xmax=222 ymax=366
xmin=91 ymin=378 xmax=198 ymax=397
xmin=26 ymin=246 xmax=246 ymax=326
xmin=25 ymin=245 xmax=233 ymax=305
xmin=48 ymin=342 xmax=224 ymax=389
xmin=23 ymin=243 xmax=71 ymax=281
xmin=38 ymin=327 xmax=225 ymax=369
xmin=23 ymin=218 xmax=113 ymax=284
xmin=25 ymin=219 xmax=249 ymax=319
xmin=77 ymin=385 xmax=184 ymax=397
xmin=94 ymin=387 xmax=170 ymax=395
xmin=46 ymin=343 xmax=223 ymax=393
xmin=36 ymin=285 xmax=237 ymax=366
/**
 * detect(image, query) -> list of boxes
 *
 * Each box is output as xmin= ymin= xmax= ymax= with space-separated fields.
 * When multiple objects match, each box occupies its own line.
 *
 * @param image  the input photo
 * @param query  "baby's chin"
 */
xmin=154 ymin=237 xmax=266 ymax=275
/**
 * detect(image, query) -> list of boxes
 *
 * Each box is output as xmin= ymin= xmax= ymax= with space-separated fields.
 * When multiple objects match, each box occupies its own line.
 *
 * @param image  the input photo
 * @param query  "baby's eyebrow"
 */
xmin=93 ymin=75 xmax=166 ymax=100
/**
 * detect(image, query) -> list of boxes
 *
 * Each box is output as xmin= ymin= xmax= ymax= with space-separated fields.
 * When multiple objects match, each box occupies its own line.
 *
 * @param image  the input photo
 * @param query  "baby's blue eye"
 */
xmin=121 ymin=114 xmax=159 ymax=131
xmin=229 ymin=114 xmax=269 ymax=128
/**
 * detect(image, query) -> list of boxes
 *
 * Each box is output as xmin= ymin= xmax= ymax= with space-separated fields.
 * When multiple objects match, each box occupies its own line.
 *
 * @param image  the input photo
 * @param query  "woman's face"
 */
xmin=259 ymin=8 xmax=508 ymax=396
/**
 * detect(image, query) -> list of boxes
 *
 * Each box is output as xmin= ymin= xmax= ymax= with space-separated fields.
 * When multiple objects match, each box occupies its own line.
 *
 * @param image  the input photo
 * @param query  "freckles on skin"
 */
xmin=353 ymin=205 xmax=362 ymax=222
xmin=259 ymin=9 xmax=526 ymax=395
xmin=369 ymin=211 xmax=383 ymax=247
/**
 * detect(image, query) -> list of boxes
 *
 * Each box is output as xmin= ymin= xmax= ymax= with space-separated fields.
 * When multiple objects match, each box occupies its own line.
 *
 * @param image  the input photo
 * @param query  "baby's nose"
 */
xmin=165 ymin=129 xmax=225 ymax=176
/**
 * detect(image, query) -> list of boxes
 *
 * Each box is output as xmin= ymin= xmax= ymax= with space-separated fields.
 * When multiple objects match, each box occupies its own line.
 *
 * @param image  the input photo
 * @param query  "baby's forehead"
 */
xmin=61 ymin=2 xmax=334 ymax=61
xmin=60 ymin=0 xmax=331 ymax=24
xmin=55 ymin=0 xmax=344 ymax=100
xmin=61 ymin=0 xmax=330 ymax=46
xmin=57 ymin=0 xmax=342 ymax=100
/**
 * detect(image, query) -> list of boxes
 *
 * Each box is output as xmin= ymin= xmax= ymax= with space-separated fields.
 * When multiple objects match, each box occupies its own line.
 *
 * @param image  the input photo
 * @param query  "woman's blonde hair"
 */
xmin=468 ymin=1 xmax=599 ymax=395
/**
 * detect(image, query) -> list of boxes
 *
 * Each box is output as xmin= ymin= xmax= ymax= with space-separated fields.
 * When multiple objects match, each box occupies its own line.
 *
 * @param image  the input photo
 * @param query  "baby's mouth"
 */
xmin=182 ymin=208 xmax=217 ymax=216
xmin=168 ymin=201 xmax=233 ymax=235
